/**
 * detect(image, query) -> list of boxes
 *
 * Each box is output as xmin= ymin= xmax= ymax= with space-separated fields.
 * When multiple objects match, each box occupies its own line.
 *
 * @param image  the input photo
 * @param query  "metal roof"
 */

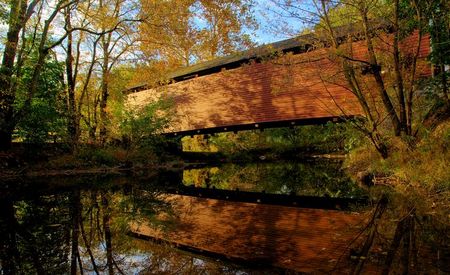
xmin=167 ymin=33 xmax=318 ymax=81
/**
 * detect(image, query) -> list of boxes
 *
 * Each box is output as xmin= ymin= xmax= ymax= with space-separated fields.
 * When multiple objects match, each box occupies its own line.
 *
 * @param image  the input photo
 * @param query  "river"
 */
xmin=0 ymin=159 xmax=447 ymax=274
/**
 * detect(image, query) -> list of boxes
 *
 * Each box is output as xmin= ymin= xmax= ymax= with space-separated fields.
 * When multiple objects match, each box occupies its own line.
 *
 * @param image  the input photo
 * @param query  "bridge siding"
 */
xmin=128 ymin=32 xmax=430 ymax=134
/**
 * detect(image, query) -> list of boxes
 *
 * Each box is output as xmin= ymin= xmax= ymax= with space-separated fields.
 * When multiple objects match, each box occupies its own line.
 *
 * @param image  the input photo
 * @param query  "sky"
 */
xmin=188 ymin=0 xmax=305 ymax=46
xmin=251 ymin=0 xmax=311 ymax=45
xmin=251 ymin=0 xmax=297 ymax=44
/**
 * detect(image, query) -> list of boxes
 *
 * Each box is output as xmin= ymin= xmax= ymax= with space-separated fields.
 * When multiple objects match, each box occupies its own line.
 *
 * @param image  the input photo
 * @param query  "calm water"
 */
xmin=182 ymin=160 xmax=366 ymax=197
xmin=1 ymin=160 xmax=445 ymax=274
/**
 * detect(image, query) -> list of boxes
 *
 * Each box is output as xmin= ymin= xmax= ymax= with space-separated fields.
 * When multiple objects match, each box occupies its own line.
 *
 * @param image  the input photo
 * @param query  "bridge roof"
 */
xmin=167 ymin=34 xmax=316 ymax=81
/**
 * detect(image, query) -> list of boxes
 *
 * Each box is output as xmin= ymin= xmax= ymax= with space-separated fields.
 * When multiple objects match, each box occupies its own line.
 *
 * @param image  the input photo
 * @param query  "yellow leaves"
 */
xmin=139 ymin=0 xmax=197 ymax=66
xmin=139 ymin=0 xmax=257 ymax=67
xmin=78 ymin=0 xmax=122 ymax=31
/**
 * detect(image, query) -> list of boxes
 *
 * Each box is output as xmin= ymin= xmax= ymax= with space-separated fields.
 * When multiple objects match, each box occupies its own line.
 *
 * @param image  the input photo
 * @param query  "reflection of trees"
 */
xmin=1 ymin=176 xmax=447 ymax=273
xmin=348 ymin=195 xmax=449 ymax=274
xmin=74 ymin=186 xmax=171 ymax=274
xmin=183 ymin=161 xmax=366 ymax=197
xmin=0 ymin=180 xmax=258 ymax=274
xmin=0 ymin=193 xmax=71 ymax=274
xmin=102 ymin=192 xmax=114 ymax=275
xmin=75 ymin=189 xmax=117 ymax=274
xmin=70 ymin=190 xmax=81 ymax=275
xmin=0 ymin=179 xmax=172 ymax=274
xmin=0 ymin=199 xmax=20 ymax=274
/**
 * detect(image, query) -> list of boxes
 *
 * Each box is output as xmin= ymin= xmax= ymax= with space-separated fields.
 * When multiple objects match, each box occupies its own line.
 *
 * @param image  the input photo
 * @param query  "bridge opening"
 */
xmin=180 ymin=120 xmax=362 ymax=155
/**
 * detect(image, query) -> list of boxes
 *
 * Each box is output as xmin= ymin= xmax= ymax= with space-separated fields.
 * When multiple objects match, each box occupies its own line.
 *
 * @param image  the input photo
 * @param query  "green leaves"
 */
xmin=119 ymin=97 xmax=174 ymax=148
xmin=0 ymin=1 xmax=8 ymax=23
xmin=14 ymin=46 xmax=67 ymax=143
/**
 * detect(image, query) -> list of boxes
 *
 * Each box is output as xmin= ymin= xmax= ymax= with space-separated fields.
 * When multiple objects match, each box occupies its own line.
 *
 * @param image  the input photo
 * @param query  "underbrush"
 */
xmin=345 ymin=120 xmax=450 ymax=191
xmin=344 ymin=121 xmax=449 ymax=225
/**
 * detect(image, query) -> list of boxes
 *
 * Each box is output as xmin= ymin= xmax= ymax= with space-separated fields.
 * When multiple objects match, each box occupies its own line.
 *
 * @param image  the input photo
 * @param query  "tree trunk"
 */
xmin=21 ymin=1 xmax=65 ymax=117
xmin=65 ymin=8 xmax=79 ymax=150
xmin=0 ymin=0 xmax=28 ymax=151
xmin=361 ymin=12 xmax=402 ymax=136
xmin=89 ymin=126 xmax=97 ymax=143
xmin=440 ymin=64 xmax=449 ymax=108
xmin=393 ymin=0 xmax=407 ymax=135
xmin=99 ymin=67 xmax=109 ymax=145
xmin=99 ymin=33 xmax=110 ymax=145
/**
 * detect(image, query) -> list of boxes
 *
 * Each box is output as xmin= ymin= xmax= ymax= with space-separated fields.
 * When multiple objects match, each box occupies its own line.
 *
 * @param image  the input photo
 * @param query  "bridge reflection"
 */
xmin=130 ymin=193 xmax=372 ymax=273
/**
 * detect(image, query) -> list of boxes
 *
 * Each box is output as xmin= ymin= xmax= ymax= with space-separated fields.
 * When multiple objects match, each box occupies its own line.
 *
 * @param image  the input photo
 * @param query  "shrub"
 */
xmin=119 ymin=97 xmax=174 ymax=150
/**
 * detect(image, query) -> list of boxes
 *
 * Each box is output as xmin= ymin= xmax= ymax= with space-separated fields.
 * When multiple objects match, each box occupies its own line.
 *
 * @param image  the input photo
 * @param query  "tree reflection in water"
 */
xmin=0 ymin=191 xmax=71 ymax=274
xmin=0 ymin=177 xmax=263 ymax=274
xmin=183 ymin=161 xmax=367 ymax=198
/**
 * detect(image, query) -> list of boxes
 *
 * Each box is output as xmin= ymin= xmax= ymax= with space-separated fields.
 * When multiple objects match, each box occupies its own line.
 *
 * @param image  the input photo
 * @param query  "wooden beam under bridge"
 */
xmin=164 ymin=115 xmax=358 ymax=137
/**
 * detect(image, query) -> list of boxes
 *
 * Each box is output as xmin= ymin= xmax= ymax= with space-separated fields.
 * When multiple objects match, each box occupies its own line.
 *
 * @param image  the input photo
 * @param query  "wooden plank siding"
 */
xmin=130 ymin=194 xmax=376 ymax=273
xmin=127 ymin=32 xmax=431 ymax=135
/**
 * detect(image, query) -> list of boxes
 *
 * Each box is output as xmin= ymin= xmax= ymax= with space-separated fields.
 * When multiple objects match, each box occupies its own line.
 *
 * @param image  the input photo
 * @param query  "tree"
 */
xmin=139 ymin=0 xmax=197 ymax=68
xmin=268 ymin=0 xmax=444 ymax=157
xmin=14 ymin=43 xmax=66 ymax=143
xmin=61 ymin=0 xmax=140 ymax=146
xmin=0 ymin=0 xmax=89 ymax=149
xmin=0 ymin=0 xmax=40 ymax=150
xmin=194 ymin=0 xmax=257 ymax=60
xmin=139 ymin=0 xmax=257 ymax=69
xmin=96 ymin=0 xmax=139 ymax=144
xmin=0 ymin=0 xmax=141 ymax=150
xmin=422 ymin=0 xmax=450 ymax=107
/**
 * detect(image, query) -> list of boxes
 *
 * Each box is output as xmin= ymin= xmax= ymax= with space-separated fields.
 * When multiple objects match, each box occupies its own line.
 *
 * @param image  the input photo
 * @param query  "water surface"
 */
xmin=0 ymin=160 xmax=369 ymax=274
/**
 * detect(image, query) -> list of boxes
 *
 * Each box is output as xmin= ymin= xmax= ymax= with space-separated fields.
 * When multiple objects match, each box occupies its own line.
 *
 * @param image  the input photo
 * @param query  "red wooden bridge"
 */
xmin=127 ymin=30 xmax=430 ymax=137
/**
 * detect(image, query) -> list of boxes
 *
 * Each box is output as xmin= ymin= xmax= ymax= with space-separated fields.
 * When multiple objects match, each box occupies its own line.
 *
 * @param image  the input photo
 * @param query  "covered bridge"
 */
xmin=127 ymin=27 xmax=431 ymax=137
